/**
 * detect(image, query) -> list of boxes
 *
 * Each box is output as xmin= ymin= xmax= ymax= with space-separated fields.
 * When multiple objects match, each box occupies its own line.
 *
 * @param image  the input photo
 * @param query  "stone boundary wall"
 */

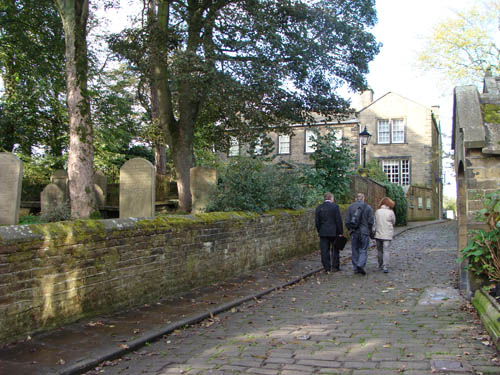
xmin=407 ymin=186 xmax=436 ymax=221
xmin=0 ymin=210 xmax=317 ymax=343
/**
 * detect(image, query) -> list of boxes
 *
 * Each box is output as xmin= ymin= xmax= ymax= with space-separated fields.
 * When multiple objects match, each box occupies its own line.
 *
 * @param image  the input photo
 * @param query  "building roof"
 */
xmin=452 ymin=75 xmax=500 ymax=155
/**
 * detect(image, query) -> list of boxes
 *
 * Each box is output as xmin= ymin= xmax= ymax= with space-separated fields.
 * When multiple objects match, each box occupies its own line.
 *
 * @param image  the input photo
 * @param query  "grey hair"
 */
xmin=356 ymin=193 xmax=365 ymax=201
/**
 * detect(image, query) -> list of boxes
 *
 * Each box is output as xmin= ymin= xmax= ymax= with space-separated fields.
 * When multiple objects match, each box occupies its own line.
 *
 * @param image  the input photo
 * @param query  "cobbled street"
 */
xmin=91 ymin=222 xmax=499 ymax=375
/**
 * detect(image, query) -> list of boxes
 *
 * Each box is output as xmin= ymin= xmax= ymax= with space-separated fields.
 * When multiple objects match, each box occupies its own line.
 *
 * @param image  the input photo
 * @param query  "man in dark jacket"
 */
xmin=345 ymin=192 xmax=374 ymax=275
xmin=315 ymin=192 xmax=344 ymax=273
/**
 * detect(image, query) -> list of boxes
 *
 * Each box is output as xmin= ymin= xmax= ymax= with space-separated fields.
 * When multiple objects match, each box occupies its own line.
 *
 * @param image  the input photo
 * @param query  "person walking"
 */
xmin=315 ymin=192 xmax=344 ymax=273
xmin=374 ymin=197 xmax=396 ymax=273
xmin=345 ymin=192 xmax=374 ymax=275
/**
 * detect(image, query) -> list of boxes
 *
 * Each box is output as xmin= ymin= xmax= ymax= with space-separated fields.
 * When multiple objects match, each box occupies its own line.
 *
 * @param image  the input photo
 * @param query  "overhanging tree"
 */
xmin=112 ymin=0 xmax=379 ymax=212
xmin=0 ymin=0 xmax=67 ymax=157
xmin=417 ymin=0 xmax=500 ymax=86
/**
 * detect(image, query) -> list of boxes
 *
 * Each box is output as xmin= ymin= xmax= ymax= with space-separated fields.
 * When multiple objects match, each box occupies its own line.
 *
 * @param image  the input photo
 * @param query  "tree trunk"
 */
xmin=170 ymin=123 xmax=194 ymax=212
xmin=149 ymin=0 xmax=194 ymax=211
xmin=54 ymin=0 xmax=95 ymax=218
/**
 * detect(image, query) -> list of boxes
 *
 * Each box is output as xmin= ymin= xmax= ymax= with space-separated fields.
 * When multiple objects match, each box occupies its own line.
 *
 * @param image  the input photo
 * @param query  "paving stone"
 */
xmin=245 ymin=368 xmax=279 ymax=375
xmin=342 ymin=361 xmax=378 ymax=369
xmin=296 ymin=359 xmax=341 ymax=368
xmin=379 ymin=361 xmax=430 ymax=370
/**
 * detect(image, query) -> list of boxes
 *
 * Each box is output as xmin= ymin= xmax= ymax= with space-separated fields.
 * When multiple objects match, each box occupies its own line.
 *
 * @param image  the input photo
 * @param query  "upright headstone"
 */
xmin=119 ymin=158 xmax=155 ymax=218
xmin=0 ymin=153 xmax=23 ymax=225
xmin=190 ymin=167 xmax=217 ymax=213
xmin=40 ymin=183 xmax=65 ymax=216
xmin=94 ymin=170 xmax=107 ymax=207
xmin=50 ymin=169 xmax=68 ymax=199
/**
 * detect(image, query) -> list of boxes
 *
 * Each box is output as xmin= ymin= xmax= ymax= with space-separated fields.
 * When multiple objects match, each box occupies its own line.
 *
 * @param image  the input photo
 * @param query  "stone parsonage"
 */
xmin=223 ymin=90 xmax=443 ymax=220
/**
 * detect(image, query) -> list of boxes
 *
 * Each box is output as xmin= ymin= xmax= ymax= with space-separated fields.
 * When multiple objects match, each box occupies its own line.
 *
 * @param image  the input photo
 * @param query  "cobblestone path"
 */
xmin=93 ymin=222 xmax=499 ymax=375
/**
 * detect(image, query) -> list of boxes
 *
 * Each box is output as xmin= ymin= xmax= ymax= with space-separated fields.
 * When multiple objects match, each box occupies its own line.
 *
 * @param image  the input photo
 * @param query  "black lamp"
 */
xmin=359 ymin=125 xmax=372 ymax=168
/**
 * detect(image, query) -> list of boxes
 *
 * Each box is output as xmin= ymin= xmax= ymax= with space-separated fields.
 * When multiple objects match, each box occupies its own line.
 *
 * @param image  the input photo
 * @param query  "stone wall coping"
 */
xmin=0 ymin=210 xmax=313 ymax=246
xmin=454 ymin=85 xmax=486 ymax=149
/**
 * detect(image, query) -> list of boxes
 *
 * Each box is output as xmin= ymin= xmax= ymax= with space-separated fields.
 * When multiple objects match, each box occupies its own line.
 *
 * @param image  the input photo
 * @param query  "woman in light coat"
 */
xmin=374 ymin=197 xmax=396 ymax=273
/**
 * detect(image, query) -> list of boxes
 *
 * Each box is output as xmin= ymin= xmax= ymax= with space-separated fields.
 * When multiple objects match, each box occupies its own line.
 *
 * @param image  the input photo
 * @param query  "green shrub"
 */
xmin=382 ymin=182 xmax=408 ymax=226
xmin=40 ymin=201 xmax=71 ymax=223
xmin=458 ymin=190 xmax=500 ymax=282
xmin=302 ymin=129 xmax=356 ymax=203
xmin=207 ymin=157 xmax=319 ymax=213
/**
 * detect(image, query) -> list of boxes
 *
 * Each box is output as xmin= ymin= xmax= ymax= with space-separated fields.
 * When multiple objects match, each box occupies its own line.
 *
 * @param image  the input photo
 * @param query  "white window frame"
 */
xmin=377 ymin=118 xmax=405 ymax=144
xmin=333 ymin=129 xmax=343 ymax=146
xmin=381 ymin=158 xmax=410 ymax=186
xmin=426 ymin=198 xmax=431 ymax=210
xmin=278 ymin=134 xmax=290 ymax=154
xmin=305 ymin=130 xmax=316 ymax=153
xmin=391 ymin=119 xmax=405 ymax=143
xmin=228 ymin=136 xmax=239 ymax=157
xmin=253 ymin=137 xmax=263 ymax=155
xmin=377 ymin=120 xmax=390 ymax=144
xmin=418 ymin=197 xmax=423 ymax=209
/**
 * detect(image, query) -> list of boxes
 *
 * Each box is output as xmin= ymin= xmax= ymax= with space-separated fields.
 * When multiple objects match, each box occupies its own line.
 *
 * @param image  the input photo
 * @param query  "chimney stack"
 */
xmin=359 ymin=89 xmax=373 ymax=109
xmin=431 ymin=105 xmax=440 ymax=124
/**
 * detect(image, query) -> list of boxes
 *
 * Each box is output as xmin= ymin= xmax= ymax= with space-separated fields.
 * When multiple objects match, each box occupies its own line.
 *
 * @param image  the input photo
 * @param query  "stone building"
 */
xmin=221 ymin=90 xmax=443 ymax=220
xmin=452 ymin=75 xmax=500 ymax=293
xmin=357 ymin=90 xmax=443 ymax=220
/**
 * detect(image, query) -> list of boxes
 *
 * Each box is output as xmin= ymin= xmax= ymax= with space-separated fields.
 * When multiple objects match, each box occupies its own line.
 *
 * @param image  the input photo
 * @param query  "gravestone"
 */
xmin=50 ymin=169 xmax=68 ymax=199
xmin=0 ymin=153 xmax=23 ymax=225
xmin=120 ymin=158 xmax=155 ymax=218
xmin=94 ymin=170 xmax=107 ymax=207
xmin=41 ymin=183 xmax=65 ymax=216
xmin=190 ymin=167 xmax=217 ymax=213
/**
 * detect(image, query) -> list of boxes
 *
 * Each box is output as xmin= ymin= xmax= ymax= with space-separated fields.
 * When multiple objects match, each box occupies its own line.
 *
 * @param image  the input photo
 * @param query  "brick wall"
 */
xmin=0 ymin=210 xmax=317 ymax=343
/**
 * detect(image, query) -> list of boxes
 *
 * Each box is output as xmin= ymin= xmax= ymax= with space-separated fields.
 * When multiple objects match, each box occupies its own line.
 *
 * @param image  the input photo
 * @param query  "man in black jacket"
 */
xmin=315 ymin=192 xmax=344 ymax=273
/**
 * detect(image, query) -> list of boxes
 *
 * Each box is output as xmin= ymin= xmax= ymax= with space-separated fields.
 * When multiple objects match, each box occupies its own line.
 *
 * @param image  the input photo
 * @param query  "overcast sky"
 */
xmin=358 ymin=0 xmax=477 ymax=198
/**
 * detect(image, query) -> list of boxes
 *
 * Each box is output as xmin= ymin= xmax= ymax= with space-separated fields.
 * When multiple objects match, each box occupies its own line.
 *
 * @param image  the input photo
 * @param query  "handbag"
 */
xmin=369 ymin=224 xmax=376 ymax=239
xmin=334 ymin=236 xmax=347 ymax=251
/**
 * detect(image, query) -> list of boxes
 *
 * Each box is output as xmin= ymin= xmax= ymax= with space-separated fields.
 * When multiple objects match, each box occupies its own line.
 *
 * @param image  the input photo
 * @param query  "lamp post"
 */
xmin=359 ymin=125 xmax=372 ymax=168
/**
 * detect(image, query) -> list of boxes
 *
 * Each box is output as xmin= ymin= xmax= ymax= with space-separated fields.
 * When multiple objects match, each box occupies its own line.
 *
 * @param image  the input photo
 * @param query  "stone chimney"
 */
xmin=358 ymin=89 xmax=373 ymax=109
xmin=431 ymin=105 xmax=440 ymax=124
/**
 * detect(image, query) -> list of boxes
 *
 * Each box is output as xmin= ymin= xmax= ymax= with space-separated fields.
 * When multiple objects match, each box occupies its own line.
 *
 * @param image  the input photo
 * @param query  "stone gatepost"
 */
xmin=119 ymin=158 xmax=156 ymax=218
xmin=0 ymin=153 xmax=23 ymax=225
xmin=190 ymin=166 xmax=217 ymax=213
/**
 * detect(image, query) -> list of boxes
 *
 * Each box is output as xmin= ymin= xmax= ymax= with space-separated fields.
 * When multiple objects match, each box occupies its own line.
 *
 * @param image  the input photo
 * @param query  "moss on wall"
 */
xmin=0 ymin=209 xmax=317 ymax=344
xmin=482 ymin=104 xmax=500 ymax=124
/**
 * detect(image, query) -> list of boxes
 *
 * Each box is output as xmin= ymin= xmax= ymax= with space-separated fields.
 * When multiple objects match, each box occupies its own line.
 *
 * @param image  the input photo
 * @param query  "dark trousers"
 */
xmin=320 ymin=236 xmax=340 ymax=271
xmin=351 ymin=231 xmax=370 ymax=271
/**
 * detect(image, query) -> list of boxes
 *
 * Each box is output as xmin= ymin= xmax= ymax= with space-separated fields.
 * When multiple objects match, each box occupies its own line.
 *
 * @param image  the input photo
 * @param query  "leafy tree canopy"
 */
xmin=0 ymin=0 xmax=67 ymax=156
xmin=417 ymin=0 xmax=500 ymax=86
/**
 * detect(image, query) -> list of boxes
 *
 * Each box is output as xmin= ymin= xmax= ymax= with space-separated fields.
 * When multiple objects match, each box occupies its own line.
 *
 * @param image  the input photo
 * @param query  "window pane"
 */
xmin=426 ymin=198 xmax=431 ymax=210
xmin=254 ymin=138 xmax=263 ymax=155
xmin=392 ymin=119 xmax=405 ymax=143
xmin=305 ymin=130 xmax=316 ymax=153
xmin=228 ymin=136 xmax=239 ymax=156
xmin=377 ymin=120 xmax=390 ymax=144
xmin=333 ymin=129 xmax=343 ymax=146
xmin=278 ymin=135 xmax=290 ymax=154
xmin=382 ymin=159 xmax=399 ymax=184
xmin=401 ymin=159 xmax=410 ymax=185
